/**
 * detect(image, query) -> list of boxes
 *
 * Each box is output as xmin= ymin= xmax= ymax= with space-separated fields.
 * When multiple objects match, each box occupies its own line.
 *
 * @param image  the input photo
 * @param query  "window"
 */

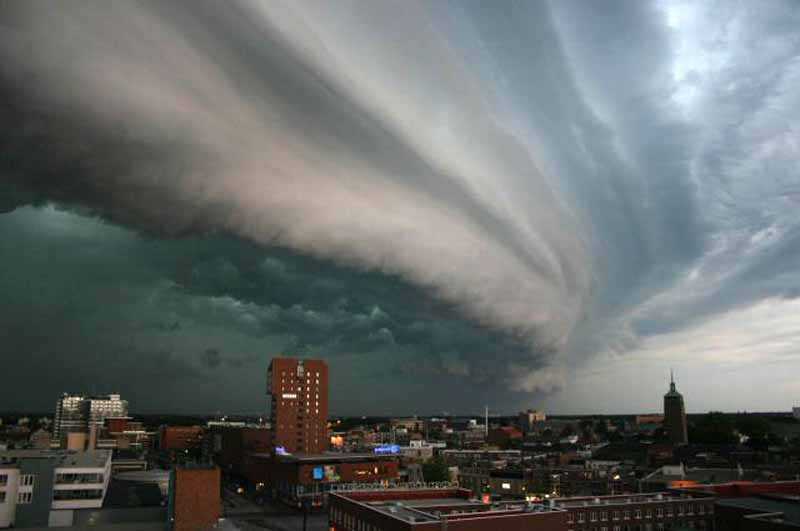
xmin=635 ymin=509 xmax=642 ymax=519
xmin=578 ymin=512 xmax=585 ymax=523
xmin=646 ymin=509 xmax=652 ymax=519
xmin=624 ymin=510 xmax=630 ymax=520
xmin=602 ymin=511 xmax=608 ymax=521
xmin=657 ymin=507 xmax=663 ymax=518
xmin=591 ymin=511 xmax=597 ymax=522
xmin=0 ymin=492 xmax=5 ymax=503
xmin=678 ymin=504 xmax=684 ymax=516
xmin=613 ymin=510 xmax=620 ymax=520
xmin=20 ymin=475 xmax=35 ymax=487
xmin=0 ymin=474 xmax=6 ymax=486
xmin=18 ymin=492 xmax=33 ymax=504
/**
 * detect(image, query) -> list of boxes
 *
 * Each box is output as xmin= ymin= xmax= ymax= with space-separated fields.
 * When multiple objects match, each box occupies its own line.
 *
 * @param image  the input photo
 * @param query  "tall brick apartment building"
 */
xmin=268 ymin=358 xmax=329 ymax=454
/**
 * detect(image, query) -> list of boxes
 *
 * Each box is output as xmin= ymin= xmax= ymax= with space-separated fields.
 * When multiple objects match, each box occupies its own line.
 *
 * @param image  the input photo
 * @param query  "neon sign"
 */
xmin=373 ymin=445 xmax=400 ymax=455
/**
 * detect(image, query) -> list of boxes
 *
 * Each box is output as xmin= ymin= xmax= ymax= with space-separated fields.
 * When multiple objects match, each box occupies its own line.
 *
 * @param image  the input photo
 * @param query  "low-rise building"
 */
xmin=0 ymin=449 xmax=112 ymax=528
xmin=554 ymin=491 xmax=716 ymax=531
xmin=329 ymin=487 xmax=567 ymax=530
xmin=251 ymin=452 xmax=400 ymax=508
xmin=159 ymin=425 xmax=204 ymax=452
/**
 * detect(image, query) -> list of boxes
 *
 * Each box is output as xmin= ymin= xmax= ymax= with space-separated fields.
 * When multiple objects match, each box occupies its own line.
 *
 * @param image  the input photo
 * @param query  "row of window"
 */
xmin=330 ymin=506 xmax=378 ymax=531
xmin=569 ymin=521 xmax=707 ymax=531
xmin=55 ymin=473 xmax=104 ymax=484
xmin=569 ymin=504 xmax=712 ymax=524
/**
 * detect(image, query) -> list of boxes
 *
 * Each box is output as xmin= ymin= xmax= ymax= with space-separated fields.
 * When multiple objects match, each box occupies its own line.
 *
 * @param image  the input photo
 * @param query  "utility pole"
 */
xmin=485 ymin=405 xmax=489 ymax=437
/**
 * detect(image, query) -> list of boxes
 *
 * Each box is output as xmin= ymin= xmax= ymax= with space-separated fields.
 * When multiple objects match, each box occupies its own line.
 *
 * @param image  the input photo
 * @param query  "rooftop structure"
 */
xmin=329 ymin=487 xmax=567 ymax=530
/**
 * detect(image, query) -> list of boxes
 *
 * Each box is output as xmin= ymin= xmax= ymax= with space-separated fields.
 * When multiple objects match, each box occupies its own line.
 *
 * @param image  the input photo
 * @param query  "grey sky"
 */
xmin=1 ymin=0 xmax=800 ymax=414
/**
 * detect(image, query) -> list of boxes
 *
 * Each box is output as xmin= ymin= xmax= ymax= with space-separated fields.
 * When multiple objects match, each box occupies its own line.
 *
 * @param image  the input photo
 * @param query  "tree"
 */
xmin=422 ymin=456 xmax=450 ymax=482
xmin=735 ymin=415 xmax=771 ymax=444
xmin=689 ymin=412 xmax=737 ymax=445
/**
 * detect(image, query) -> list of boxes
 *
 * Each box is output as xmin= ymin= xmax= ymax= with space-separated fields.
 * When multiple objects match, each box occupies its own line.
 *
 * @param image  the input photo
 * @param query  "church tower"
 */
xmin=664 ymin=371 xmax=688 ymax=445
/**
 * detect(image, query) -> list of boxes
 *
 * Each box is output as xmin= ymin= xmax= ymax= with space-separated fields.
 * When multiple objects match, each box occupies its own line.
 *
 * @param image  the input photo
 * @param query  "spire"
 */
xmin=670 ymin=369 xmax=676 ymax=393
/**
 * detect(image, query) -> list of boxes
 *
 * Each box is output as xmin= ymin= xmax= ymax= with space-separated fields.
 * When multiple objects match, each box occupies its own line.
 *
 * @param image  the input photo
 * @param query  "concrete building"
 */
xmin=793 ymin=407 xmax=800 ymax=421
xmin=0 ymin=449 xmax=112 ymax=528
xmin=268 ymin=357 xmax=329 ymax=454
xmin=53 ymin=393 xmax=128 ymax=447
xmin=329 ymin=487 xmax=567 ymax=531
xmin=664 ymin=372 xmax=688 ymax=445
xmin=167 ymin=464 xmax=221 ymax=531
xmin=82 ymin=394 xmax=129 ymax=432
xmin=53 ymin=394 xmax=86 ymax=444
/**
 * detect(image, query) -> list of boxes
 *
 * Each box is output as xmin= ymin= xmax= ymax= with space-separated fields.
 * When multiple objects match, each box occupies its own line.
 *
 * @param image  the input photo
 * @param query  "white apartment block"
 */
xmin=0 ymin=449 xmax=112 ymax=528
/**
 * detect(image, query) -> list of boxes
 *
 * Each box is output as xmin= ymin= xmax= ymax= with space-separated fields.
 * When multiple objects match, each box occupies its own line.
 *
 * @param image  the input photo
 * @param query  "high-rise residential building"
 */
xmin=267 ymin=358 xmax=328 ymax=454
xmin=53 ymin=394 xmax=86 ymax=443
xmin=53 ymin=394 xmax=128 ymax=447
xmin=81 ymin=394 xmax=128 ymax=431
xmin=664 ymin=372 xmax=688 ymax=445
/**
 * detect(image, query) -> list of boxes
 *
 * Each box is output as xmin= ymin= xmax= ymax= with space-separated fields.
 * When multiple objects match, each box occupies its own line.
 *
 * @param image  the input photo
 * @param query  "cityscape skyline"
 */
xmin=3 ymin=1 xmax=800 ymax=415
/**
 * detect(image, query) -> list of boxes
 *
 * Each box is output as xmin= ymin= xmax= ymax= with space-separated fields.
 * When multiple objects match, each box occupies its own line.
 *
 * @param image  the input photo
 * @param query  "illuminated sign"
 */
xmin=501 ymin=483 xmax=511 ymax=490
xmin=275 ymin=446 xmax=290 ymax=456
xmin=313 ymin=467 xmax=324 ymax=480
xmin=373 ymin=445 xmax=400 ymax=455
xmin=282 ymin=393 xmax=297 ymax=399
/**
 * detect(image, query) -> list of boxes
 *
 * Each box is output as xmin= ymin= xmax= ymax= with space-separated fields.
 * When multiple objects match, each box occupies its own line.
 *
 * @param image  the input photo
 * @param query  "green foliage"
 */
xmin=734 ymin=415 xmax=771 ymax=440
xmin=422 ymin=456 xmax=450 ymax=482
xmin=689 ymin=412 xmax=737 ymax=445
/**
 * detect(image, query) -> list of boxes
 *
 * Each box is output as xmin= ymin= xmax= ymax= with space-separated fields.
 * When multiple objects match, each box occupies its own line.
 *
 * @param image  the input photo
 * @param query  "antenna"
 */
xmin=670 ymin=368 xmax=674 ymax=384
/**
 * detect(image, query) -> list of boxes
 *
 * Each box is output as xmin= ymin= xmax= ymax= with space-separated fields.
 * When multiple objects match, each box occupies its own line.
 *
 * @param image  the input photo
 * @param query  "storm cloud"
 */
xmin=2 ymin=0 xmax=800 ymax=413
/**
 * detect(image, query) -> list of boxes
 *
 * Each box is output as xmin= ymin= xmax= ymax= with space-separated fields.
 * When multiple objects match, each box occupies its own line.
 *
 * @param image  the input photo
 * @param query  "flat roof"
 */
xmin=333 ymin=489 xmax=562 ymax=524
xmin=716 ymin=496 xmax=800 ymax=524
xmin=0 ymin=449 xmax=110 ymax=469
xmin=253 ymin=452 xmax=396 ymax=463
xmin=554 ymin=492 xmax=710 ymax=508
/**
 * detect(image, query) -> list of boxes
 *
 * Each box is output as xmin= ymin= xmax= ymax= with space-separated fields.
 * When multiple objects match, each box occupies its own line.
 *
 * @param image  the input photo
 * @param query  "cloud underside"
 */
xmin=2 ymin=0 xmax=800 ymax=412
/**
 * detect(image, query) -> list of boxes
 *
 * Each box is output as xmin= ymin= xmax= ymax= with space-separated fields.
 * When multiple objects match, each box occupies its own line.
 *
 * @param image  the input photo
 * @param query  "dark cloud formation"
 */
xmin=2 ymin=1 xmax=800 ymax=413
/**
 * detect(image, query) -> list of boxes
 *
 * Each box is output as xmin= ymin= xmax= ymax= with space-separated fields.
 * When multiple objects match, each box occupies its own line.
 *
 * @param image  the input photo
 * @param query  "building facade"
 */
xmin=0 ymin=449 xmax=112 ymax=528
xmin=663 ymin=374 xmax=688 ymax=446
xmin=253 ymin=452 xmax=400 ymax=508
xmin=82 ymin=394 xmax=129 ymax=431
xmin=53 ymin=393 xmax=129 ymax=447
xmin=168 ymin=465 xmax=221 ymax=531
xmin=268 ymin=358 xmax=329 ymax=454
xmin=555 ymin=492 xmax=715 ymax=531
xmin=53 ymin=394 xmax=86 ymax=444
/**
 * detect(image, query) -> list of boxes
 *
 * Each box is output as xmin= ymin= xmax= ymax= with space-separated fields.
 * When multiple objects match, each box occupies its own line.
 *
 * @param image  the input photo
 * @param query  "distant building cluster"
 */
xmin=2 ymin=364 xmax=800 ymax=530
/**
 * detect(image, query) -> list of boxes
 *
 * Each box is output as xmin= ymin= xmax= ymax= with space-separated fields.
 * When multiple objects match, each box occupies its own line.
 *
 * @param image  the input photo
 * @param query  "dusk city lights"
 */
xmin=2 ymin=1 xmax=800 ymax=530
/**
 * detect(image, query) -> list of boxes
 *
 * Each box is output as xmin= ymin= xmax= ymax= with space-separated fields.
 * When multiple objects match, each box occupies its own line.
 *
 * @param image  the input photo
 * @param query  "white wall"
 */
xmin=0 ymin=468 xmax=20 ymax=529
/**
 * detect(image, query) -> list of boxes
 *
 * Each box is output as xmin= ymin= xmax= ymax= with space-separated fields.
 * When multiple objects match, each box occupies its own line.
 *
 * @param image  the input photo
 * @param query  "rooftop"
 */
xmin=717 ymin=496 xmax=800 ymax=525
xmin=554 ymin=492 xmax=711 ymax=508
xmin=0 ymin=449 xmax=111 ymax=469
xmin=332 ymin=488 xmax=563 ymax=525
xmin=253 ymin=452 xmax=397 ymax=463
